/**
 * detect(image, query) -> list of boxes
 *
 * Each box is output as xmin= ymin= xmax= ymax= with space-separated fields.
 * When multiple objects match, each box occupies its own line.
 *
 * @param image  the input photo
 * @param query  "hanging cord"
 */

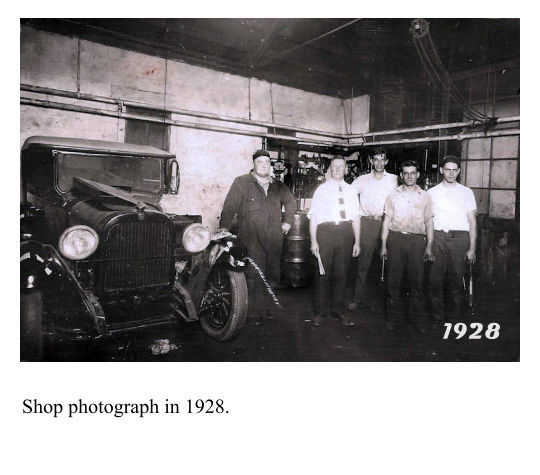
xmin=410 ymin=19 xmax=493 ymax=123
xmin=427 ymin=33 xmax=487 ymax=120
xmin=416 ymin=33 xmax=489 ymax=121
xmin=349 ymin=87 xmax=354 ymax=134
xmin=414 ymin=34 xmax=486 ymax=122
xmin=245 ymin=257 xmax=283 ymax=308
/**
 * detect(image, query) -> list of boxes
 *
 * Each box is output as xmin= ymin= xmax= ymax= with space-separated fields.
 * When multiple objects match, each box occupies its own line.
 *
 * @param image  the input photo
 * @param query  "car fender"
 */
xmin=20 ymin=240 xmax=106 ymax=337
xmin=181 ymin=239 xmax=247 ymax=310
xmin=20 ymin=240 xmax=56 ymax=290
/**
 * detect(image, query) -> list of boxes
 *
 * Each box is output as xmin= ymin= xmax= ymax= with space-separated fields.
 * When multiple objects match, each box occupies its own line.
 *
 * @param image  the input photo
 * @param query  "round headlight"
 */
xmin=58 ymin=225 xmax=99 ymax=260
xmin=182 ymin=223 xmax=211 ymax=253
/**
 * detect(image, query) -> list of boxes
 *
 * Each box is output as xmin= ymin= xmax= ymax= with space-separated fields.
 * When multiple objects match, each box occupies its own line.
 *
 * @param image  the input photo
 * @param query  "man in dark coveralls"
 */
xmin=221 ymin=149 xmax=296 ymax=321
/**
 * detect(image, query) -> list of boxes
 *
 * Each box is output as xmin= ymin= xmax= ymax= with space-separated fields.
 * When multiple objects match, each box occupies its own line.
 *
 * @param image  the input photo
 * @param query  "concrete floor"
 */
xmin=54 ymin=278 xmax=519 ymax=362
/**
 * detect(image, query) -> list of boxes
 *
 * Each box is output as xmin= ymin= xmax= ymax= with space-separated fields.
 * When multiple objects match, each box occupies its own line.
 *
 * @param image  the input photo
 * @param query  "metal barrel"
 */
xmin=282 ymin=211 xmax=313 ymax=288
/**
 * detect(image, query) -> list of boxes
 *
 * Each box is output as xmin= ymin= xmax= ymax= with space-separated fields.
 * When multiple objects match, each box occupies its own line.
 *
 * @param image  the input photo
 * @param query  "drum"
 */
xmin=282 ymin=211 xmax=314 ymax=288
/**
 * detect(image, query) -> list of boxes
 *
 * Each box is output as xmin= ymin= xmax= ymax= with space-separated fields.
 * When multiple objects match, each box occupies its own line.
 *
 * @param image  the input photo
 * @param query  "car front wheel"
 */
xmin=199 ymin=267 xmax=248 ymax=341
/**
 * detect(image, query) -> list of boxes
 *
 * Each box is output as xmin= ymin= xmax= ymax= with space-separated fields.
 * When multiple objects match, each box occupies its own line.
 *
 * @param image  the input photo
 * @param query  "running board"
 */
xmin=107 ymin=315 xmax=180 ymax=334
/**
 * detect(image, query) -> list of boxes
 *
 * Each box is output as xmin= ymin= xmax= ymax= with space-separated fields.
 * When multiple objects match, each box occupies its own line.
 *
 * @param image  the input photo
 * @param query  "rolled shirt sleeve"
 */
xmin=384 ymin=194 xmax=394 ymax=220
xmin=346 ymin=186 xmax=360 ymax=219
xmin=424 ymin=193 xmax=433 ymax=223
xmin=350 ymin=177 xmax=363 ymax=194
xmin=307 ymin=186 xmax=322 ymax=221
xmin=464 ymin=188 xmax=477 ymax=213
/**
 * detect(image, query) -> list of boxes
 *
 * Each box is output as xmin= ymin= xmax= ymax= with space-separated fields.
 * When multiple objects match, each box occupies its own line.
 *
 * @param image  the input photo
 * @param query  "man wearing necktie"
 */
xmin=308 ymin=157 xmax=361 ymax=327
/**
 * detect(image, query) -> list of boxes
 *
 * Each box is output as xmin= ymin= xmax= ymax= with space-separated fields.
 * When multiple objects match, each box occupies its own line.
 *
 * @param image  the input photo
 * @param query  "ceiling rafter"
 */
xmin=21 ymin=18 xmax=520 ymax=99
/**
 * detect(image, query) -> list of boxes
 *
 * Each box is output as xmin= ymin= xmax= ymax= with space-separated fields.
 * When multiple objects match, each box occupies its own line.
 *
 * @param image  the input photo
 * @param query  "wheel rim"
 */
xmin=200 ymin=269 xmax=232 ymax=330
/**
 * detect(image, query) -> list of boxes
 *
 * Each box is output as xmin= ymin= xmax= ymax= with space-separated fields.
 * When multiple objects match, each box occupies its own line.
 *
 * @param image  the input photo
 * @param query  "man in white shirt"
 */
xmin=349 ymin=149 xmax=398 ymax=311
xmin=427 ymin=155 xmax=477 ymax=322
xmin=308 ymin=157 xmax=360 ymax=327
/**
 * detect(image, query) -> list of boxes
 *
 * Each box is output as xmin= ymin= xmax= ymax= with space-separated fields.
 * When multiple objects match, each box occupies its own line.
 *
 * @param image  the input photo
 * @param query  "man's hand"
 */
xmin=212 ymin=227 xmax=233 ymax=240
xmin=311 ymin=241 xmax=320 ymax=257
xmin=424 ymin=246 xmax=434 ymax=262
xmin=281 ymin=222 xmax=291 ymax=235
xmin=352 ymin=241 xmax=360 ymax=257
xmin=465 ymin=249 xmax=476 ymax=264
xmin=380 ymin=245 xmax=387 ymax=260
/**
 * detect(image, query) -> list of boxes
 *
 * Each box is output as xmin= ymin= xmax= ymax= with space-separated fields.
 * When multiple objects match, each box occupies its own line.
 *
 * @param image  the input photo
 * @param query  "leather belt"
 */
xmin=320 ymin=220 xmax=353 ymax=226
xmin=390 ymin=230 xmax=425 ymax=237
xmin=435 ymin=229 xmax=469 ymax=237
xmin=362 ymin=215 xmax=382 ymax=221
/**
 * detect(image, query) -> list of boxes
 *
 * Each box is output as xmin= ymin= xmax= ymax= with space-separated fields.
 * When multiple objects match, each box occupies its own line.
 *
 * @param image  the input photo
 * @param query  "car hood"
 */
xmin=67 ymin=177 xmax=165 ymax=232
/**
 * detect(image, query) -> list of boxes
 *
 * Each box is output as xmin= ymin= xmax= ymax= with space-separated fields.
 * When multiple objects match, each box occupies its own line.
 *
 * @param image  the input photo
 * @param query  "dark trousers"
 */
xmin=430 ymin=230 xmax=470 ymax=320
xmin=352 ymin=217 xmax=382 ymax=302
xmin=314 ymin=222 xmax=354 ymax=314
xmin=246 ymin=236 xmax=282 ymax=317
xmin=246 ymin=238 xmax=281 ymax=284
xmin=386 ymin=231 xmax=427 ymax=325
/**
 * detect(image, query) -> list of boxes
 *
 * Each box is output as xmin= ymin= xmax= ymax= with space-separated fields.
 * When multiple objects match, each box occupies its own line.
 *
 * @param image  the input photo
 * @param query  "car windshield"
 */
xmin=56 ymin=152 xmax=163 ymax=194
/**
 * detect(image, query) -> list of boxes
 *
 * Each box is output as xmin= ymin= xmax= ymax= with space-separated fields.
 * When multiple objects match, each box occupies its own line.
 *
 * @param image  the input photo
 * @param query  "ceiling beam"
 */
xmin=257 ymin=19 xmax=362 ymax=68
xmin=248 ymin=19 xmax=283 ymax=69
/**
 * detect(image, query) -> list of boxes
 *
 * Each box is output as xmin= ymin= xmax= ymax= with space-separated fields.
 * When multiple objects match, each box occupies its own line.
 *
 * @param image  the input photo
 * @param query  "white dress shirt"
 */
xmin=428 ymin=182 xmax=477 ymax=231
xmin=351 ymin=171 xmax=398 ymax=217
xmin=308 ymin=179 xmax=360 ymax=224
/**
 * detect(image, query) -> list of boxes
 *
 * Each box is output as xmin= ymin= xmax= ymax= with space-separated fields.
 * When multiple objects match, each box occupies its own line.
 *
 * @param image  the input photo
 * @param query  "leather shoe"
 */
xmin=333 ymin=312 xmax=355 ymax=327
xmin=311 ymin=314 xmax=323 ymax=327
xmin=253 ymin=316 xmax=263 ymax=326
xmin=347 ymin=301 xmax=369 ymax=311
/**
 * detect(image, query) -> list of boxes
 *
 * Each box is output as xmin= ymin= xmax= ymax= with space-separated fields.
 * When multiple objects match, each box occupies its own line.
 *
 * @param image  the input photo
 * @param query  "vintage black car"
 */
xmin=20 ymin=136 xmax=248 ymax=360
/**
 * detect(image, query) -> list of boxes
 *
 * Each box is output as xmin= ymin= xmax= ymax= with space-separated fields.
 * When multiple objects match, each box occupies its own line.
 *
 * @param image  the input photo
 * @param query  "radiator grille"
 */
xmin=101 ymin=220 xmax=173 ymax=292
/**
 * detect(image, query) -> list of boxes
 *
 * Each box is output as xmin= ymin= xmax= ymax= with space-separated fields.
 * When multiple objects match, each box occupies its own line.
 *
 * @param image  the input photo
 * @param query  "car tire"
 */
xmin=199 ymin=268 xmax=248 ymax=342
xmin=21 ymin=289 xmax=44 ymax=361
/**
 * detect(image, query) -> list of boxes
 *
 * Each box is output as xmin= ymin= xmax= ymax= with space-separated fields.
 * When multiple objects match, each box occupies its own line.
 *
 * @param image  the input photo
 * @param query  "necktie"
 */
xmin=338 ymin=185 xmax=346 ymax=220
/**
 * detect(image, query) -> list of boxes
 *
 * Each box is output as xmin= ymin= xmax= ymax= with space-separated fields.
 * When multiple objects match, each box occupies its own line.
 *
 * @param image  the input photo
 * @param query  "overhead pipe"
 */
xmin=20 ymin=83 xmax=347 ymax=139
xmin=348 ymin=128 xmax=520 ymax=147
xmin=257 ymin=19 xmax=362 ymax=68
xmin=21 ymin=84 xmax=520 ymax=148
xmin=349 ymin=116 xmax=520 ymax=139
xmin=20 ymin=96 xmax=345 ymax=147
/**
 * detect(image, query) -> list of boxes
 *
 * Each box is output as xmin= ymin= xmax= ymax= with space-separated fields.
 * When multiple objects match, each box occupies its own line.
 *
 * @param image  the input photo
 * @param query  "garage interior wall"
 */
xmin=20 ymin=25 xmax=370 ymax=230
xmin=457 ymin=66 xmax=520 ymax=220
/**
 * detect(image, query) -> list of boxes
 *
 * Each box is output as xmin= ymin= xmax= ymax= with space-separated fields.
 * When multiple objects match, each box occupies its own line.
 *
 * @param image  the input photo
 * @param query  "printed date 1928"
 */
xmin=442 ymin=322 xmax=500 ymax=340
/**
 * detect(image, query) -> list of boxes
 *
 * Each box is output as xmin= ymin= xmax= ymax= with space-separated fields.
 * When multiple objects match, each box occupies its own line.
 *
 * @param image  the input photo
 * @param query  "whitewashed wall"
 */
xmin=20 ymin=25 xmax=370 ymax=230
xmin=343 ymin=95 xmax=370 ymax=134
